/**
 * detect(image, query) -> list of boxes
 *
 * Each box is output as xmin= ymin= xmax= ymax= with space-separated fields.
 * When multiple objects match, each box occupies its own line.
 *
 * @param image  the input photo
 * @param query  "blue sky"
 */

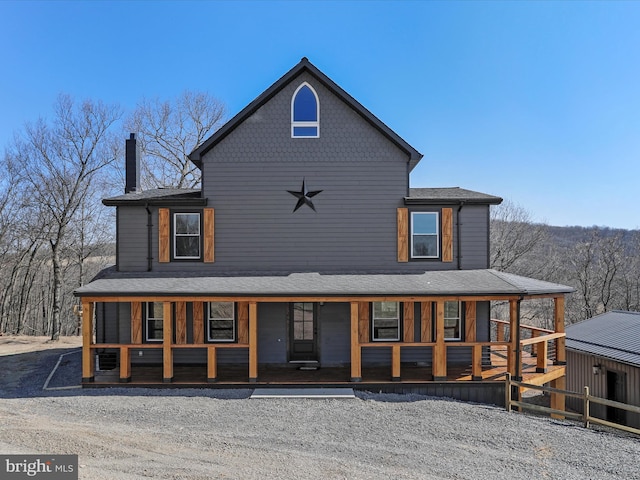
xmin=1 ymin=1 xmax=639 ymax=229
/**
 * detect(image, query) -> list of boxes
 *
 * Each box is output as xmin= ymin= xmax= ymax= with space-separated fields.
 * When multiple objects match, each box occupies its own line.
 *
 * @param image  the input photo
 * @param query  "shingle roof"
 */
xmin=566 ymin=311 xmax=640 ymax=367
xmin=75 ymin=268 xmax=573 ymax=298
xmin=188 ymin=57 xmax=423 ymax=171
xmin=406 ymin=188 xmax=503 ymax=205
xmin=103 ymin=189 xmax=205 ymax=206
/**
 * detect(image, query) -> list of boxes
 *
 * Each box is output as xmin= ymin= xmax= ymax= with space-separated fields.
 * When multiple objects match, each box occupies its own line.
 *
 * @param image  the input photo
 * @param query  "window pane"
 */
xmin=293 ymin=303 xmax=314 ymax=340
xmin=209 ymin=302 xmax=234 ymax=319
xmin=413 ymin=236 xmax=437 ymax=257
xmin=209 ymin=319 xmax=234 ymax=341
xmin=444 ymin=301 xmax=459 ymax=318
xmin=293 ymin=86 xmax=317 ymax=121
xmin=413 ymin=213 xmax=437 ymax=234
xmin=176 ymin=213 xmax=200 ymax=234
xmin=176 ymin=236 xmax=200 ymax=257
xmin=373 ymin=302 xmax=399 ymax=319
xmin=148 ymin=319 xmax=163 ymax=340
xmin=149 ymin=302 xmax=163 ymax=319
xmin=374 ymin=324 xmax=399 ymax=340
xmin=444 ymin=327 xmax=459 ymax=339
xmin=293 ymin=126 xmax=318 ymax=137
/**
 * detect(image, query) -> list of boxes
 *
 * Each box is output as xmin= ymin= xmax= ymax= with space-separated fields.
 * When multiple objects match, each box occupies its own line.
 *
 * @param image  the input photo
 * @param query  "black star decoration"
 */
xmin=287 ymin=178 xmax=323 ymax=212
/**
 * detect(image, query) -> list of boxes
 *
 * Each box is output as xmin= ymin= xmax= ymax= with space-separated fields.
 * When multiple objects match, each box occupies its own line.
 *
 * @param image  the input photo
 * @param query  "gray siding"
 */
xmin=117 ymin=207 xmax=149 ymax=272
xmin=113 ymin=72 xmax=491 ymax=274
xmin=318 ymin=302 xmax=351 ymax=365
xmin=566 ymin=350 xmax=640 ymax=429
xmin=459 ymin=205 xmax=490 ymax=269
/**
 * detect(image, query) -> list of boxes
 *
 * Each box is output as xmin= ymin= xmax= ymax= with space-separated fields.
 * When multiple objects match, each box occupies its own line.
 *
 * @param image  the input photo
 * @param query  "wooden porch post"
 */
xmin=536 ymin=340 xmax=548 ymax=373
xmin=350 ymin=302 xmax=362 ymax=382
xmin=554 ymin=296 xmax=566 ymax=365
xmin=163 ymin=301 xmax=173 ymax=383
xmin=81 ymin=301 xmax=94 ymax=383
xmin=249 ymin=302 xmax=258 ymax=382
xmin=433 ymin=301 xmax=446 ymax=381
xmin=392 ymin=345 xmax=401 ymax=381
xmin=120 ymin=346 xmax=131 ymax=382
xmin=207 ymin=346 xmax=217 ymax=383
xmin=466 ymin=302 xmax=481 ymax=380
xmin=550 ymin=376 xmax=566 ymax=419
xmin=507 ymin=300 xmax=518 ymax=378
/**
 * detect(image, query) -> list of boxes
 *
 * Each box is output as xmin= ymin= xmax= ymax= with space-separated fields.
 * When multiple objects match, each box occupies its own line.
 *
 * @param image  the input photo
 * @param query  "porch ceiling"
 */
xmin=74 ymin=268 xmax=574 ymax=299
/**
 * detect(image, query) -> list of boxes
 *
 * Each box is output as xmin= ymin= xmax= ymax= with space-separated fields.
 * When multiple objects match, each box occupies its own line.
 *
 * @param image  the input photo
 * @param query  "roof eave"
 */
xmin=404 ymin=197 xmax=503 ymax=206
xmin=103 ymin=197 xmax=208 ymax=207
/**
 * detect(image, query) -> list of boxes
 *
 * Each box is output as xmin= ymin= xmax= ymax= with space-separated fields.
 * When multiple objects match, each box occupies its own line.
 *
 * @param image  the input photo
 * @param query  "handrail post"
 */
xmin=505 ymin=373 xmax=512 ymax=412
xmin=583 ymin=386 xmax=590 ymax=429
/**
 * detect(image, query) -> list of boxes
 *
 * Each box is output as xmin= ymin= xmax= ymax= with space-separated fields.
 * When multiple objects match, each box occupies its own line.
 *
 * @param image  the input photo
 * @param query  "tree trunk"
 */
xmin=50 ymin=240 xmax=62 ymax=341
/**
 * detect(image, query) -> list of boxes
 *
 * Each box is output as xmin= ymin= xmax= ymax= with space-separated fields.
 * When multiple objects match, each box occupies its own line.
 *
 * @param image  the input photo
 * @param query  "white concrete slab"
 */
xmin=250 ymin=388 xmax=356 ymax=399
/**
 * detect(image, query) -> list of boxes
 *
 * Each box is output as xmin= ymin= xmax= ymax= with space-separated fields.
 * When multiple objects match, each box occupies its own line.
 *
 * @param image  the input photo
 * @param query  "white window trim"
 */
xmin=207 ymin=302 xmax=235 ymax=342
xmin=173 ymin=212 xmax=201 ymax=260
xmin=291 ymin=82 xmax=320 ymax=138
xmin=371 ymin=301 xmax=401 ymax=342
xmin=444 ymin=300 xmax=462 ymax=341
xmin=146 ymin=302 xmax=163 ymax=342
xmin=411 ymin=211 xmax=440 ymax=259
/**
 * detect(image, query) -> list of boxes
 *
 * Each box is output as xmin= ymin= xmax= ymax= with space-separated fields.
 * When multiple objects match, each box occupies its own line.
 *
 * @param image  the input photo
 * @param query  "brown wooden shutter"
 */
xmin=237 ymin=302 xmax=249 ymax=344
xmin=465 ymin=301 xmax=476 ymax=342
xmin=420 ymin=301 xmax=432 ymax=343
xmin=442 ymin=207 xmax=453 ymax=263
xmin=358 ymin=302 xmax=369 ymax=343
xmin=397 ymin=208 xmax=408 ymax=262
xmin=175 ymin=301 xmax=187 ymax=344
xmin=204 ymin=208 xmax=215 ymax=263
xmin=158 ymin=208 xmax=170 ymax=263
xmin=403 ymin=301 xmax=414 ymax=342
xmin=131 ymin=301 xmax=142 ymax=344
xmin=193 ymin=302 xmax=204 ymax=344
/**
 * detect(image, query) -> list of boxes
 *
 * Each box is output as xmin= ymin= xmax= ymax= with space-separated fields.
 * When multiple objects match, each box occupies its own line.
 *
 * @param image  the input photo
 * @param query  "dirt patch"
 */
xmin=0 ymin=335 xmax=82 ymax=356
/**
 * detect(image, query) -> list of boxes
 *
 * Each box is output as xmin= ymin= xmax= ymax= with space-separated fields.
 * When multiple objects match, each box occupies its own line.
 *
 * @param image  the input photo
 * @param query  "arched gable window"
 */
xmin=291 ymin=82 xmax=319 ymax=138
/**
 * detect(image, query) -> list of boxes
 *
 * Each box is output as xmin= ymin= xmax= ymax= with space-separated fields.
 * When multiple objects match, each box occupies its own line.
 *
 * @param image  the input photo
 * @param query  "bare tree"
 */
xmin=125 ymin=90 xmax=226 ymax=189
xmin=7 ymin=95 xmax=122 ymax=339
xmin=490 ymin=200 xmax=550 ymax=278
xmin=565 ymin=229 xmax=624 ymax=322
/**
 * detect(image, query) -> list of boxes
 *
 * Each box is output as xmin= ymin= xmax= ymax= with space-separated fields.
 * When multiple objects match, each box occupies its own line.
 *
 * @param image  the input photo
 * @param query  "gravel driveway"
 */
xmin=1 ymin=343 xmax=639 ymax=479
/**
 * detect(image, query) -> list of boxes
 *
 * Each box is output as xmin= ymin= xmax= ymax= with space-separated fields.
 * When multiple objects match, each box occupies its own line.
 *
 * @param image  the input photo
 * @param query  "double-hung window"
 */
xmin=208 ymin=302 xmax=235 ymax=342
xmin=146 ymin=302 xmax=164 ymax=342
xmin=291 ymin=83 xmax=319 ymax=138
xmin=174 ymin=212 xmax=201 ymax=259
xmin=411 ymin=212 xmax=439 ymax=258
xmin=444 ymin=301 xmax=462 ymax=340
xmin=372 ymin=301 xmax=400 ymax=341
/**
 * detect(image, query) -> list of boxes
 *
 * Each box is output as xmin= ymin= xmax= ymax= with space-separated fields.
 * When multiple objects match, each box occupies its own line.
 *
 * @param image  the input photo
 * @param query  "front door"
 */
xmin=289 ymin=302 xmax=318 ymax=361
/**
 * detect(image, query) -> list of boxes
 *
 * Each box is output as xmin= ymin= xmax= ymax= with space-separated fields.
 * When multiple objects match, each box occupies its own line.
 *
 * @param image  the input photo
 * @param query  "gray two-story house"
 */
xmin=76 ymin=58 xmax=572 ymax=403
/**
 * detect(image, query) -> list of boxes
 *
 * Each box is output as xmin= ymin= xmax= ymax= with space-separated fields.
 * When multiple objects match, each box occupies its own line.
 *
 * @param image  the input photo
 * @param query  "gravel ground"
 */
xmin=1 ymin=342 xmax=639 ymax=479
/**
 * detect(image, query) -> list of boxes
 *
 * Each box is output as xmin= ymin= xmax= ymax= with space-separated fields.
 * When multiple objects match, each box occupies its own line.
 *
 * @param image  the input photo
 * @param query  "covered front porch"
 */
xmin=75 ymin=269 xmax=572 ymax=406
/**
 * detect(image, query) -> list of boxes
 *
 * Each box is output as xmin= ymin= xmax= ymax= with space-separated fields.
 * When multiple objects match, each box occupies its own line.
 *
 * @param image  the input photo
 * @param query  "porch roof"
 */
xmin=74 ymin=268 xmax=573 ymax=298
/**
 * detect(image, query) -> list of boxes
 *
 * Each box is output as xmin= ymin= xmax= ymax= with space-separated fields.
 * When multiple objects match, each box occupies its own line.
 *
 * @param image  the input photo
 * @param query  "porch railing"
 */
xmin=90 ymin=343 xmax=249 ymax=383
xmin=492 ymin=319 xmax=565 ymax=371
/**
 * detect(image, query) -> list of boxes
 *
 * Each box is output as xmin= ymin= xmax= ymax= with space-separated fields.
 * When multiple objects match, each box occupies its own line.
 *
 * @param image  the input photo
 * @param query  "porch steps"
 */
xmin=250 ymin=388 xmax=356 ymax=399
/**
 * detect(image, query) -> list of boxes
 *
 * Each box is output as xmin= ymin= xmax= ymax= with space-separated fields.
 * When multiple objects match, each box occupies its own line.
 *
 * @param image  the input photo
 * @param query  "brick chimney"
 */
xmin=125 ymin=133 xmax=140 ymax=194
